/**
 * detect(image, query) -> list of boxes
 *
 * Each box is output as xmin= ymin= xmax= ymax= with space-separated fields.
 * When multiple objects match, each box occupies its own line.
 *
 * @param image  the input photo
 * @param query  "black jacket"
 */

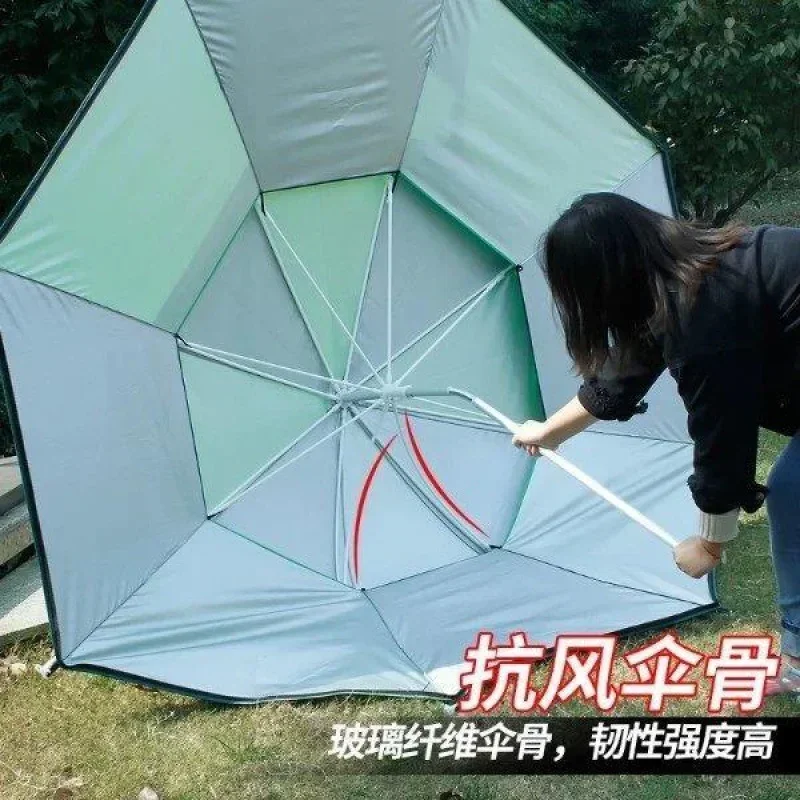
xmin=577 ymin=224 xmax=800 ymax=515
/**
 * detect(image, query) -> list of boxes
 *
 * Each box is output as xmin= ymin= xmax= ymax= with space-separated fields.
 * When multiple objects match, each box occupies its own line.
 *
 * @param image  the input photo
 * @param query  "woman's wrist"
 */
xmin=528 ymin=397 xmax=597 ymax=453
xmin=700 ymin=539 xmax=724 ymax=559
xmin=697 ymin=508 xmax=740 ymax=544
xmin=538 ymin=420 xmax=567 ymax=450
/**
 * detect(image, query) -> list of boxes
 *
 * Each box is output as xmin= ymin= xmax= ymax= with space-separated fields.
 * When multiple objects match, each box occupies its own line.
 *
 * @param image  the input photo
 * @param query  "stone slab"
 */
xmin=0 ymin=556 xmax=48 ymax=648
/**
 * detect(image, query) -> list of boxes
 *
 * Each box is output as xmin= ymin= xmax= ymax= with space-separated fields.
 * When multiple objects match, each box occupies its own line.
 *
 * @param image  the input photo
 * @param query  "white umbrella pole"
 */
xmin=448 ymin=389 xmax=679 ymax=549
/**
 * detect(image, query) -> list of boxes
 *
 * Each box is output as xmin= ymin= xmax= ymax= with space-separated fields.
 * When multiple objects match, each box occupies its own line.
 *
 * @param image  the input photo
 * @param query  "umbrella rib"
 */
xmin=255 ymin=204 xmax=336 ymax=381
xmin=372 ymin=402 xmax=509 ymax=433
xmin=396 ymin=268 xmax=510 ymax=383
xmin=407 ymin=396 xmax=488 ymax=420
xmin=178 ymin=342 xmax=337 ymax=402
xmin=354 ymin=265 xmax=515 ymax=388
xmin=208 ymin=404 xmax=341 ymax=514
xmin=182 ymin=341 xmax=364 ymax=390
xmin=386 ymin=179 xmax=394 ymax=384
xmin=343 ymin=175 xmax=390 ymax=384
xmin=259 ymin=205 xmax=385 ymax=386
xmin=210 ymin=399 xmax=384 ymax=515
xmin=518 ymin=242 xmax=544 ymax=270
xmin=333 ymin=407 xmax=347 ymax=583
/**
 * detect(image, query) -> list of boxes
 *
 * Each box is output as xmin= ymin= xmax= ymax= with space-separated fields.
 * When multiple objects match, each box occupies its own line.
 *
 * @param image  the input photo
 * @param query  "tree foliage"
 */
xmin=0 ymin=0 xmax=140 ymax=221
xmin=506 ymin=0 xmax=666 ymax=93
xmin=623 ymin=0 xmax=800 ymax=223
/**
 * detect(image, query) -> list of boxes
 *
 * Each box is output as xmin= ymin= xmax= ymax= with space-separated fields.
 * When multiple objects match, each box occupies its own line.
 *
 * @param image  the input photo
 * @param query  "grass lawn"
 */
xmin=1 ymin=178 xmax=799 ymax=800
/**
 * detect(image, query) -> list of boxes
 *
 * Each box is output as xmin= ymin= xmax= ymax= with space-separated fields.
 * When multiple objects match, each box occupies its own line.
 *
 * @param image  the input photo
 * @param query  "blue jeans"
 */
xmin=767 ymin=434 xmax=800 ymax=658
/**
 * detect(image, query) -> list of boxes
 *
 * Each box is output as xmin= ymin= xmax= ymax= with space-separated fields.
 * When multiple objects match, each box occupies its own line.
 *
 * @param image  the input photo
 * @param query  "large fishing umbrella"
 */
xmin=0 ymin=0 xmax=715 ymax=701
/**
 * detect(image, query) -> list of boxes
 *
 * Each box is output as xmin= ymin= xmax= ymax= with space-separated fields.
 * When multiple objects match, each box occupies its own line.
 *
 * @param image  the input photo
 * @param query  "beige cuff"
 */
xmin=698 ymin=508 xmax=740 ymax=543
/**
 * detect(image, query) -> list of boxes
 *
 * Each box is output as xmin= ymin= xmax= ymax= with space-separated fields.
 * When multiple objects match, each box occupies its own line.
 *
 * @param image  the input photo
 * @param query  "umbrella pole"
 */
xmin=447 ymin=388 xmax=679 ymax=550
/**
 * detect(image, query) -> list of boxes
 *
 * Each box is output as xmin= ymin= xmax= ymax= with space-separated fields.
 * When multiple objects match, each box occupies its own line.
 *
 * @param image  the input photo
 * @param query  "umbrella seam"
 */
xmin=180 ymin=0 xmax=261 ymax=191
xmin=367 ymin=550 xmax=484 ymax=592
xmin=63 ymin=518 xmax=209 ymax=663
xmin=505 ymin=548 xmax=705 ymax=608
xmin=175 ymin=339 xmax=210 ymax=512
xmin=173 ymin=197 xmax=254 ymax=335
xmin=363 ymin=591 xmax=431 ymax=689
xmin=396 ymin=0 xmax=449 ymax=170
xmin=518 ymin=152 xmax=668 ymax=268
xmin=213 ymin=519 xmax=352 ymax=589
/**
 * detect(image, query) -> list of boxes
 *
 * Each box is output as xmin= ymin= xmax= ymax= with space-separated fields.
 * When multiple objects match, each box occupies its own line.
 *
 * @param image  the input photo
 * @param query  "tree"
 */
xmin=623 ymin=0 xmax=800 ymax=224
xmin=0 ymin=0 xmax=140 ymax=221
xmin=506 ymin=0 xmax=666 ymax=94
xmin=505 ymin=0 xmax=589 ymax=54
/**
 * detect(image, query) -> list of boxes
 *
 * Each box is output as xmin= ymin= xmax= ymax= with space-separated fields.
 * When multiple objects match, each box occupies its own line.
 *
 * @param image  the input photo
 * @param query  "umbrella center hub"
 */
xmin=335 ymin=383 xmax=411 ymax=407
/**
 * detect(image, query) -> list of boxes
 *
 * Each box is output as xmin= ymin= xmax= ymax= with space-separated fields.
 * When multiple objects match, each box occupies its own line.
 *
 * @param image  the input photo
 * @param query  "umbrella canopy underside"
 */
xmin=0 ymin=0 xmax=715 ymax=701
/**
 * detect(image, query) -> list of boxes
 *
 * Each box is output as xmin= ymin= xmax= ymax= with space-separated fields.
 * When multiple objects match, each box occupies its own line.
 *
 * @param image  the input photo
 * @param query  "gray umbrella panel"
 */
xmin=0 ymin=271 xmax=206 ymax=657
xmin=186 ymin=0 xmax=445 ymax=191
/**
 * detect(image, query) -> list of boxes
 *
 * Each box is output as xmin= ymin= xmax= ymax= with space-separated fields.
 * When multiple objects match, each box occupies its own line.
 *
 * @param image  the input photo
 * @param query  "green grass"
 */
xmin=1 ymin=182 xmax=798 ymax=800
xmin=739 ymin=170 xmax=800 ymax=227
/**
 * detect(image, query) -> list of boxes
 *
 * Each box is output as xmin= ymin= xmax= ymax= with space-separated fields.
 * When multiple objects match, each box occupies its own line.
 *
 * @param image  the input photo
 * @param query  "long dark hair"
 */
xmin=542 ymin=192 xmax=748 ymax=376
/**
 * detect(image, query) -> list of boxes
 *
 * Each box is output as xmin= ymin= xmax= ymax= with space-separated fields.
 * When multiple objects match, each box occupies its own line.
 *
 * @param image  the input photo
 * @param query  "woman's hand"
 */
xmin=512 ymin=420 xmax=560 ymax=457
xmin=673 ymin=537 xmax=722 ymax=579
xmin=511 ymin=397 xmax=597 ymax=457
